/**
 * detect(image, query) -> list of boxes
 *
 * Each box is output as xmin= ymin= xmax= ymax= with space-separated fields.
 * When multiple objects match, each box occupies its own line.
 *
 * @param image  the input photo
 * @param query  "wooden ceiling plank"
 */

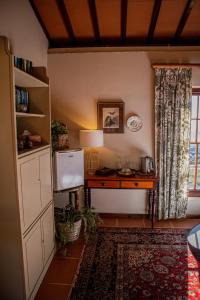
xmin=56 ymin=0 xmax=75 ymax=41
xmin=147 ymin=0 xmax=162 ymax=43
xmin=121 ymin=0 xmax=128 ymax=41
xmin=88 ymin=0 xmax=100 ymax=40
xmin=29 ymin=0 xmax=51 ymax=42
xmin=174 ymin=0 xmax=196 ymax=40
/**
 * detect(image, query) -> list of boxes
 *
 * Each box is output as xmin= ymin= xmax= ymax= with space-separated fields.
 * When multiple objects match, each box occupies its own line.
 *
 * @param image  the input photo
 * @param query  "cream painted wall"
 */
xmin=49 ymin=52 xmax=153 ymax=214
xmin=0 ymin=0 xmax=48 ymax=66
xmin=48 ymin=51 xmax=200 ymax=215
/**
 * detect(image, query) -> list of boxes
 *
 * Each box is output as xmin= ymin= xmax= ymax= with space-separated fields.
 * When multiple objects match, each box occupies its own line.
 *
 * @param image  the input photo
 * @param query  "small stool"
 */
xmin=69 ymin=188 xmax=80 ymax=209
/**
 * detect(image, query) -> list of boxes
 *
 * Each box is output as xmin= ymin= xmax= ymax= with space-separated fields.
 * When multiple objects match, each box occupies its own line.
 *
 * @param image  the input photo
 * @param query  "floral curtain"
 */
xmin=155 ymin=68 xmax=192 ymax=220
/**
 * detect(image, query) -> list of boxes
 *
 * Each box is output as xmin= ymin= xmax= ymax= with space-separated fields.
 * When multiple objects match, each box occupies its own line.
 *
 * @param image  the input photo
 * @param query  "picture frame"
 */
xmin=97 ymin=101 xmax=124 ymax=133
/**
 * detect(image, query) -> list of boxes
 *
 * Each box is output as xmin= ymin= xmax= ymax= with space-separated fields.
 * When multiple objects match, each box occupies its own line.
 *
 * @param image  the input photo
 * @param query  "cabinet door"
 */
xmin=23 ymin=221 xmax=43 ymax=297
xmin=20 ymin=157 xmax=41 ymax=229
xmin=41 ymin=204 xmax=55 ymax=265
xmin=40 ymin=150 xmax=52 ymax=209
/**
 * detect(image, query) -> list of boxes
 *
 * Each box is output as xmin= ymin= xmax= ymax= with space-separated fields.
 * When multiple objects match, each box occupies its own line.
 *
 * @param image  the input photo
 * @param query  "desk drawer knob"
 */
xmin=101 ymin=182 xmax=105 ymax=186
xmin=134 ymin=182 xmax=138 ymax=187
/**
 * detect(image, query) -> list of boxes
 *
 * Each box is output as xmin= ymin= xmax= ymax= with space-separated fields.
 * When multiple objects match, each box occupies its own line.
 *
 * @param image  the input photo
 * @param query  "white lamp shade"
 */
xmin=80 ymin=130 xmax=104 ymax=148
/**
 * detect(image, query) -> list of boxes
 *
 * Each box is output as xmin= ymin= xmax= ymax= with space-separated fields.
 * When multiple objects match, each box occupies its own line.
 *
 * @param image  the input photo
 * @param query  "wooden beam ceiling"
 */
xmin=88 ymin=0 xmax=100 ymax=41
xmin=30 ymin=0 xmax=200 ymax=49
xmin=174 ymin=0 xmax=195 ymax=41
xmin=56 ymin=0 xmax=75 ymax=41
xmin=147 ymin=0 xmax=162 ymax=43
xmin=121 ymin=0 xmax=128 ymax=41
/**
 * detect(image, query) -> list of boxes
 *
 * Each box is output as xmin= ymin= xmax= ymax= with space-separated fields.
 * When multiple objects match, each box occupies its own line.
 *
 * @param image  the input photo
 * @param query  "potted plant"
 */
xmin=51 ymin=120 xmax=69 ymax=151
xmin=55 ymin=204 xmax=102 ymax=249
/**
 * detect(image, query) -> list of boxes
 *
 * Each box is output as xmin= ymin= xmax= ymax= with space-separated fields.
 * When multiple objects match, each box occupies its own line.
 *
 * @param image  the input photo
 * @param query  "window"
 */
xmin=188 ymin=88 xmax=200 ymax=196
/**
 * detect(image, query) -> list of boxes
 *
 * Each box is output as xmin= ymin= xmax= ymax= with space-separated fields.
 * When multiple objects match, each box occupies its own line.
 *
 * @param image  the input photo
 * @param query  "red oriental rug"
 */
xmin=70 ymin=228 xmax=200 ymax=300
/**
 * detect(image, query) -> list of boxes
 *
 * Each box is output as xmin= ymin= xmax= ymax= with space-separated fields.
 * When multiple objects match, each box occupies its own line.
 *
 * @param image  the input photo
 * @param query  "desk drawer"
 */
xmin=121 ymin=181 xmax=154 ymax=189
xmin=87 ymin=180 xmax=120 ymax=188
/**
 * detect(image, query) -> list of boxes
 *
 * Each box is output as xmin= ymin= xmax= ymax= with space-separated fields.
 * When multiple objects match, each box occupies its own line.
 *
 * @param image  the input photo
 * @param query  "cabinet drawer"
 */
xmin=87 ymin=180 xmax=120 ymax=188
xmin=121 ymin=181 xmax=154 ymax=189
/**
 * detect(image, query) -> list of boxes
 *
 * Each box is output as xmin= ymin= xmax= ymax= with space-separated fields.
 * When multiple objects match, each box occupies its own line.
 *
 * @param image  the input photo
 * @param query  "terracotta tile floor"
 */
xmin=35 ymin=214 xmax=200 ymax=300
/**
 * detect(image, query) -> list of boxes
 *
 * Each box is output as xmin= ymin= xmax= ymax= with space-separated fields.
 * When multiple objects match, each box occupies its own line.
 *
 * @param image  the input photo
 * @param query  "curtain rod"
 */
xmin=152 ymin=63 xmax=200 ymax=68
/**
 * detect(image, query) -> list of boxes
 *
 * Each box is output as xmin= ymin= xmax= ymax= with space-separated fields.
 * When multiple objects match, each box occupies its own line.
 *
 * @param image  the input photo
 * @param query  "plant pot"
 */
xmin=57 ymin=219 xmax=82 ymax=243
xmin=52 ymin=133 xmax=69 ymax=150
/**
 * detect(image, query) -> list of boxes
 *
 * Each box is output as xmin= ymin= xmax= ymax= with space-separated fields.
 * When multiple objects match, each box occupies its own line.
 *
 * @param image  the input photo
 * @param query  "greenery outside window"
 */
xmin=188 ymin=88 xmax=200 ymax=196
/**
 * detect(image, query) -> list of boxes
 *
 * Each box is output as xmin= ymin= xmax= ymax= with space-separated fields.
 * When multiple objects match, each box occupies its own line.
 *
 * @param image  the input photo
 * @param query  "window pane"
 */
xmin=192 ymin=95 xmax=198 ymax=118
xmin=190 ymin=120 xmax=197 ymax=142
xmin=198 ymin=121 xmax=200 ymax=142
xmin=197 ymin=145 xmax=200 ymax=189
xmin=189 ymin=165 xmax=195 ymax=190
xmin=189 ymin=144 xmax=196 ymax=190
xmin=189 ymin=144 xmax=196 ymax=164
xmin=198 ymin=97 xmax=200 ymax=118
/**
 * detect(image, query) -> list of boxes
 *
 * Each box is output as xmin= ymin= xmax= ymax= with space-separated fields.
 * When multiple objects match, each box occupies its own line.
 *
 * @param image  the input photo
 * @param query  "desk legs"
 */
xmin=84 ymin=187 xmax=91 ymax=208
xmin=85 ymin=186 xmax=157 ymax=228
xmin=149 ymin=189 xmax=156 ymax=229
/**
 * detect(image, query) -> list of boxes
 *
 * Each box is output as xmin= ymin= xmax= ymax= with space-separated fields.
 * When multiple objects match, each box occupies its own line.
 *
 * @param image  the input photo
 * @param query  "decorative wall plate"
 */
xmin=126 ymin=114 xmax=143 ymax=132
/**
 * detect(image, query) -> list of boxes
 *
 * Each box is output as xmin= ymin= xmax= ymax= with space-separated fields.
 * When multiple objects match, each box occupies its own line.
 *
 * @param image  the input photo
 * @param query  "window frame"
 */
xmin=188 ymin=88 xmax=200 ymax=197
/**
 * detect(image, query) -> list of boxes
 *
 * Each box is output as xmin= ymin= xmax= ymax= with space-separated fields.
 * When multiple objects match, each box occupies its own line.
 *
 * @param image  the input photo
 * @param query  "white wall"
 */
xmin=48 ymin=50 xmax=200 ymax=215
xmin=0 ymin=0 xmax=48 ymax=66
xmin=49 ymin=51 xmax=153 ymax=213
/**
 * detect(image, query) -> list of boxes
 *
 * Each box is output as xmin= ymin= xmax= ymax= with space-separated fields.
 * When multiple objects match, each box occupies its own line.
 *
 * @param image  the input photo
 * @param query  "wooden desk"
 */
xmin=84 ymin=173 xmax=159 ymax=229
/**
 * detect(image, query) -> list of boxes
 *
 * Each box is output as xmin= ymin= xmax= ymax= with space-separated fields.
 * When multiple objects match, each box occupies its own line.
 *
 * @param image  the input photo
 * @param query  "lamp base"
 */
xmin=86 ymin=150 xmax=100 ymax=175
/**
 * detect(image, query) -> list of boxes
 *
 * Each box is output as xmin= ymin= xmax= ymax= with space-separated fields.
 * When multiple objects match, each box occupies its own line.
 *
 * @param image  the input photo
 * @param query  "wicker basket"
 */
xmin=57 ymin=219 xmax=82 ymax=242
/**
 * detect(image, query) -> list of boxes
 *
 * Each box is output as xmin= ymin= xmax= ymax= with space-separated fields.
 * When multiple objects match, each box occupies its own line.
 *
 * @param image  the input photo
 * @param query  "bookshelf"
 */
xmin=0 ymin=36 xmax=54 ymax=300
xmin=14 ymin=66 xmax=48 ymax=88
xmin=15 ymin=64 xmax=51 ymax=156
xmin=16 ymin=112 xmax=46 ymax=118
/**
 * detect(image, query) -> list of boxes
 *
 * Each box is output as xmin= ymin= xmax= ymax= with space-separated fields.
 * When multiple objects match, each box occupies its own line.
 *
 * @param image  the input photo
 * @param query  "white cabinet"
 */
xmin=23 ymin=204 xmax=54 ymax=298
xmin=0 ymin=37 xmax=54 ymax=300
xmin=18 ymin=148 xmax=52 ymax=232
xmin=20 ymin=156 xmax=41 ymax=229
xmin=40 ymin=150 xmax=52 ymax=209
xmin=42 ymin=204 xmax=55 ymax=266
xmin=23 ymin=221 xmax=43 ymax=296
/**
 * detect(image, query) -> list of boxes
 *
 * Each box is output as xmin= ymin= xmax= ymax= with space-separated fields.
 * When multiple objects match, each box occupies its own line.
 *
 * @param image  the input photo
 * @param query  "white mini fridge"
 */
xmin=53 ymin=148 xmax=84 ymax=191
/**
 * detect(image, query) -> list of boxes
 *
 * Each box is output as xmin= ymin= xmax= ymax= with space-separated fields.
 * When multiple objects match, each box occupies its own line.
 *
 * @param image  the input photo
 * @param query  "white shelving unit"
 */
xmin=0 ymin=36 xmax=54 ymax=300
xmin=16 ymin=112 xmax=46 ymax=118
xmin=18 ymin=144 xmax=50 ymax=159
xmin=15 ymin=67 xmax=48 ymax=88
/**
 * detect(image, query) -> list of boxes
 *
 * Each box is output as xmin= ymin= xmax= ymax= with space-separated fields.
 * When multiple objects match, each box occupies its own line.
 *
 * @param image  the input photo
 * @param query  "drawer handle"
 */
xmin=101 ymin=182 xmax=105 ymax=186
xmin=134 ymin=182 xmax=138 ymax=187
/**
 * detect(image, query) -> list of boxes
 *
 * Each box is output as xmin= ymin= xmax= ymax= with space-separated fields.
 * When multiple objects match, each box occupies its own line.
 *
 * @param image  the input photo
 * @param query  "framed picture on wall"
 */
xmin=97 ymin=101 xmax=124 ymax=133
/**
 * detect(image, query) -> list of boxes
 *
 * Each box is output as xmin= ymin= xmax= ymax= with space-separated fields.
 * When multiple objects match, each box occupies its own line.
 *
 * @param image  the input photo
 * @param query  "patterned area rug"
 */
xmin=70 ymin=228 xmax=200 ymax=299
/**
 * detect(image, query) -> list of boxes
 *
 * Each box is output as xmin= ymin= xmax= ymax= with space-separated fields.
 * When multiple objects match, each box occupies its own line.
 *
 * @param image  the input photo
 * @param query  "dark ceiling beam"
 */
xmin=49 ymin=36 xmax=200 ymax=49
xmin=147 ymin=0 xmax=162 ymax=43
xmin=121 ymin=0 xmax=128 ymax=41
xmin=29 ymin=0 xmax=51 ymax=42
xmin=88 ymin=0 xmax=100 ymax=41
xmin=56 ymin=0 xmax=75 ymax=41
xmin=174 ymin=0 xmax=195 ymax=40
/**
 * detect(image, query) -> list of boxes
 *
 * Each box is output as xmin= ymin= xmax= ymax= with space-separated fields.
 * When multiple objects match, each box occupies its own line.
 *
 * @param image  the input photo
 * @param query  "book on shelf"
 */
xmin=15 ymin=86 xmax=29 ymax=113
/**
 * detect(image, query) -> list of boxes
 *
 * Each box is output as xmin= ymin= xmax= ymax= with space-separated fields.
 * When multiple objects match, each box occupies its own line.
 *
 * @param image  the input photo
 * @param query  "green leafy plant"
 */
xmin=82 ymin=206 xmax=102 ymax=237
xmin=55 ymin=204 xmax=102 ymax=250
xmin=51 ymin=120 xmax=69 ymax=151
xmin=55 ymin=205 xmax=81 ymax=227
xmin=51 ymin=120 xmax=68 ymax=135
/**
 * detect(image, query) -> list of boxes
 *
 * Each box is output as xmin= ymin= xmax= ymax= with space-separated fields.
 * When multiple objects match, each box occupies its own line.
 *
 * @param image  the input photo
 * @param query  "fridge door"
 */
xmin=53 ymin=149 xmax=84 ymax=191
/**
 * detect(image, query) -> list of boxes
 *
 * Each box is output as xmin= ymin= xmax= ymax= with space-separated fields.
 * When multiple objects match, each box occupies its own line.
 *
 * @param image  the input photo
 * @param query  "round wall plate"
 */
xmin=126 ymin=114 xmax=143 ymax=132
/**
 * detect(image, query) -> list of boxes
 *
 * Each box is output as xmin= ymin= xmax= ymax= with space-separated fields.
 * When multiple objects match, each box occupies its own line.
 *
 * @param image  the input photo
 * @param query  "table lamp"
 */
xmin=80 ymin=129 xmax=104 ymax=175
